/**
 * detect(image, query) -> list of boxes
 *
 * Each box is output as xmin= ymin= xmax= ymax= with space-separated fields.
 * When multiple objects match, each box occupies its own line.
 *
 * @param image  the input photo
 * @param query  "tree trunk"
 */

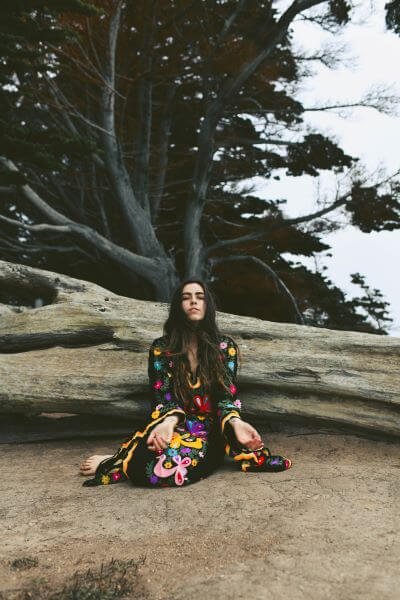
xmin=0 ymin=259 xmax=399 ymax=439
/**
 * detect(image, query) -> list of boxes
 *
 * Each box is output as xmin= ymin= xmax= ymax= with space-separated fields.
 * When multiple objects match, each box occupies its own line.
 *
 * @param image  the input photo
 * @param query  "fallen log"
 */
xmin=1 ymin=259 xmax=399 ymax=439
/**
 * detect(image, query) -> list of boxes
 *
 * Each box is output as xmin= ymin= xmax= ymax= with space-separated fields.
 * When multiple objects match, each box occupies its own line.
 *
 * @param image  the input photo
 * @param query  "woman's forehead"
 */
xmin=182 ymin=283 xmax=204 ymax=295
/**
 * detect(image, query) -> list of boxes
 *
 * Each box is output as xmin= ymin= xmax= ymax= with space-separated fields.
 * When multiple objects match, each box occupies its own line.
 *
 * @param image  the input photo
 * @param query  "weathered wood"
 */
xmin=1 ymin=259 xmax=399 ymax=439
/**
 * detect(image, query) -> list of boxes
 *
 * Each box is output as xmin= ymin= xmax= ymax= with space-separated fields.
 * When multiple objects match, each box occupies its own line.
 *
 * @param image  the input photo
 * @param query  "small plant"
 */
xmin=9 ymin=557 xmax=39 ymax=571
xmin=4 ymin=557 xmax=147 ymax=600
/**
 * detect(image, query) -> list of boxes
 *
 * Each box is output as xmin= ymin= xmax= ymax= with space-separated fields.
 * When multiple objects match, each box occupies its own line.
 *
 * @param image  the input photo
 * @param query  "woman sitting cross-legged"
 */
xmin=80 ymin=279 xmax=292 ymax=487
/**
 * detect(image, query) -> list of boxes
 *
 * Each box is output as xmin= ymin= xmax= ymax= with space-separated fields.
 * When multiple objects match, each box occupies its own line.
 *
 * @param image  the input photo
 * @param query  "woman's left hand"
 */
xmin=229 ymin=418 xmax=263 ymax=451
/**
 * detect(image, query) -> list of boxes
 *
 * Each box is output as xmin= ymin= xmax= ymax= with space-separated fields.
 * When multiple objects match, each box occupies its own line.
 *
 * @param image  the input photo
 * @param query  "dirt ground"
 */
xmin=1 ymin=427 xmax=399 ymax=599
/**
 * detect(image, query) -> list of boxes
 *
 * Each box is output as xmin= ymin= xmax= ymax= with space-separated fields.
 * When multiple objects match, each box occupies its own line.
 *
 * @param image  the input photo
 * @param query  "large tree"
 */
xmin=1 ymin=0 xmax=399 ymax=332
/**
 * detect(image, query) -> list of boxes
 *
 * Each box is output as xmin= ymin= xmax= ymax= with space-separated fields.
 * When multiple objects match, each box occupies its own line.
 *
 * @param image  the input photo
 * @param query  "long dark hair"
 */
xmin=163 ymin=279 xmax=236 ymax=406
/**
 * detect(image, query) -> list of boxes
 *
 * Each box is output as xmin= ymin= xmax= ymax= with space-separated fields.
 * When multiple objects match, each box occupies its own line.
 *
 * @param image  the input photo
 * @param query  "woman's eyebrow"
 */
xmin=182 ymin=292 xmax=204 ymax=297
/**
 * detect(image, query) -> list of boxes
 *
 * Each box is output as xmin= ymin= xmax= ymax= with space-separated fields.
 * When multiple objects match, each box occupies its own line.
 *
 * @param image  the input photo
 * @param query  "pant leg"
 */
xmin=223 ymin=420 xmax=292 ymax=473
xmin=127 ymin=418 xmax=224 ymax=487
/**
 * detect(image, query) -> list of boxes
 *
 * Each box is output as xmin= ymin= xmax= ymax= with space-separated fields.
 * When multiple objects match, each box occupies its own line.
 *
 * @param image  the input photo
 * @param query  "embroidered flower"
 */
xmin=101 ymin=475 xmax=110 ymax=485
xmin=191 ymin=459 xmax=198 ymax=466
xmin=165 ymin=391 xmax=172 ymax=401
xmin=167 ymin=448 xmax=178 ymax=456
xmin=199 ymin=451 xmax=204 ymax=458
xmin=153 ymin=347 xmax=161 ymax=356
xmin=164 ymin=461 xmax=173 ymax=469
xmin=228 ymin=347 xmax=237 ymax=356
xmin=228 ymin=361 xmax=235 ymax=371
xmin=150 ymin=474 xmax=159 ymax=485
xmin=155 ymin=404 xmax=163 ymax=410
xmin=165 ymin=350 xmax=172 ymax=356
xmin=230 ymin=384 xmax=237 ymax=395
xmin=168 ymin=361 xmax=174 ymax=368
xmin=181 ymin=447 xmax=191 ymax=454
xmin=111 ymin=471 xmax=122 ymax=482
xmin=219 ymin=341 xmax=228 ymax=349
xmin=153 ymin=380 xmax=163 ymax=390
xmin=234 ymin=399 xmax=242 ymax=409
xmin=153 ymin=360 xmax=162 ymax=371
xmin=151 ymin=410 xmax=160 ymax=419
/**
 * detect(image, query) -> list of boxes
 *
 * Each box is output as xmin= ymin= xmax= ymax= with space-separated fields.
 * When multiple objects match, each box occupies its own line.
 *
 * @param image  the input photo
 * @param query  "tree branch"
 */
xmin=134 ymin=1 xmax=156 ymax=215
xmin=210 ymin=254 xmax=304 ymax=324
xmin=150 ymin=83 xmax=177 ymax=222
xmin=185 ymin=0 xmax=328 ymax=277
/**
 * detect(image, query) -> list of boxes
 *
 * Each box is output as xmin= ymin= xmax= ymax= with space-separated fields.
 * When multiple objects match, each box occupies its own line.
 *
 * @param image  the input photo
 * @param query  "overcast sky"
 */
xmin=262 ymin=0 xmax=400 ymax=335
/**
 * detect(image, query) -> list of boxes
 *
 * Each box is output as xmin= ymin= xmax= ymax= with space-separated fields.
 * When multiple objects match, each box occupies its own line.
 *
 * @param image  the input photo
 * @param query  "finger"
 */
xmin=155 ymin=433 xmax=167 ymax=451
xmin=153 ymin=436 xmax=163 ymax=452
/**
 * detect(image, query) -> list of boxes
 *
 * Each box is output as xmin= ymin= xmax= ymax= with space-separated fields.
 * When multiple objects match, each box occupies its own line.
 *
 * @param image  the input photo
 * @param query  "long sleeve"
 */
xmin=215 ymin=336 xmax=242 ymax=434
xmin=148 ymin=337 xmax=186 ymax=424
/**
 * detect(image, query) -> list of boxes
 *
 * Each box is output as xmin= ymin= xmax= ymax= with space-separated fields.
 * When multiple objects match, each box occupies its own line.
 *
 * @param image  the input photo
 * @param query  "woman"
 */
xmin=80 ymin=280 xmax=292 ymax=487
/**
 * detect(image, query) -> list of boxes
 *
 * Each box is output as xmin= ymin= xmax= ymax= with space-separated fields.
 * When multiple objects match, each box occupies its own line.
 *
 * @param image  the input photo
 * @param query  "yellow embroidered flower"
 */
xmin=164 ymin=461 xmax=172 ymax=469
xmin=151 ymin=410 xmax=160 ymax=419
xmin=101 ymin=475 xmax=111 ymax=485
xmin=197 ymin=415 xmax=205 ymax=421
xmin=228 ymin=347 xmax=236 ymax=356
xmin=170 ymin=432 xmax=203 ymax=449
xmin=153 ymin=347 xmax=161 ymax=356
xmin=241 ymin=461 xmax=251 ymax=472
xmin=191 ymin=459 xmax=198 ymax=466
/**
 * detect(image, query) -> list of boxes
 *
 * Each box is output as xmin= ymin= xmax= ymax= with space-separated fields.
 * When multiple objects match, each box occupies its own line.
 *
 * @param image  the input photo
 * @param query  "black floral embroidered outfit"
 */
xmin=83 ymin=335 xmax=292 ymax=488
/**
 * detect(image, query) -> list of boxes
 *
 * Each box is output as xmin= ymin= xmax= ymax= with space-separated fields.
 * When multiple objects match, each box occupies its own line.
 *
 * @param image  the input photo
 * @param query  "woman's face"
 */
xmin=181 ymin=282 xmax=206 ymax=322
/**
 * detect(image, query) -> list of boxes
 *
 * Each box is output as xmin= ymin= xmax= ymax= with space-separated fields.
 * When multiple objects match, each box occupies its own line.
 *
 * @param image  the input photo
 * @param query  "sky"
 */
xmin=259 ymin=0 xmax=400 ymax=335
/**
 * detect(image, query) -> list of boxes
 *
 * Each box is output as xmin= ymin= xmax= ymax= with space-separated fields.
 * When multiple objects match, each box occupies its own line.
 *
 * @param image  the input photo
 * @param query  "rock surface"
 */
xmin=1 ymin=259 xmax=400 ymax=438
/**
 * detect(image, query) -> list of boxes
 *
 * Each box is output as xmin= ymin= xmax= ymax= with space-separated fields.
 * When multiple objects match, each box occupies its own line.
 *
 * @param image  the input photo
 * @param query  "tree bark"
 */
xmin=0 ymin=259 xmax=399 ymax=439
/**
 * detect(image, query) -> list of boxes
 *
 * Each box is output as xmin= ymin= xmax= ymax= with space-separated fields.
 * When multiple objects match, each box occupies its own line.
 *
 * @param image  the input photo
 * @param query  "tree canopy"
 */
xmin=1 ymin=0 xmax=399 ymax=333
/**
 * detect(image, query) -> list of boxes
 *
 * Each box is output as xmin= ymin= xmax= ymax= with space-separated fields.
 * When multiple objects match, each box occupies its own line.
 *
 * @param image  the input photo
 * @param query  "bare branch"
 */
xmin=210 ymin=254 xmax=304 ymax=324
xmin=215 ymin=0 xmax=248 ymax=46
xmin=150 ymin=83 xmax=177 ymax=221
xmin=185 ymin=0 xmax=328 ymax=277
xmin=134 ymin=1 xmax=157 ymax=214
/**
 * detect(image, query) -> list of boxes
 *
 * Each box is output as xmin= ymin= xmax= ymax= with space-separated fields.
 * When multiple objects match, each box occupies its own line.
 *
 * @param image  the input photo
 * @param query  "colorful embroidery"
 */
xmin=82 ymin=334 xmax=292 ymax=488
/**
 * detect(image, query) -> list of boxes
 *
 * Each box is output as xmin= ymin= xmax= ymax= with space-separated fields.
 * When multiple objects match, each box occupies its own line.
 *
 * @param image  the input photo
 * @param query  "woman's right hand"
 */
xmin=147 ymin=416 xmax=179 ymax=452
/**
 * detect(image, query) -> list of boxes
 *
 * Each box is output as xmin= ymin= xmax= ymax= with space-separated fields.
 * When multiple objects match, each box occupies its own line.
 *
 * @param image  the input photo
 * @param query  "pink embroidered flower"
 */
xmin=153 ymin=380 xmax=163 ymax=390
xmin=111 ymin=472 xmax=122 ymax=482
xmin=234 ymin=399 xmax=242 ymax=409
xmin=155 ymin=404 xmax=163 ymax=410
xmin=219 ymin=341 xmax=228 ymax=349
xmin=168 ymin=361 xmax=174 ymax=367
xmin=230 ymin=384 xmax=237 ymax=395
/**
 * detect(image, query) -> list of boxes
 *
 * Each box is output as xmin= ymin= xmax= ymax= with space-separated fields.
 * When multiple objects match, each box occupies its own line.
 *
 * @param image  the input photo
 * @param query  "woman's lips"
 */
xmin=189 ymin=308 xmax=199 ymax=312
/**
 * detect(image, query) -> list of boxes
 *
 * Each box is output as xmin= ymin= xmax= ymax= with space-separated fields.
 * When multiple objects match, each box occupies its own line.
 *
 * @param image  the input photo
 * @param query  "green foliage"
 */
xmin=328 ymin=0 xmax=352 ymax=25
xmin=347 ymin=184 xmax=400 ymax=232
xmin=386 ymin=0 xmax=400 ymax=35
xmin=286 ymin=134 xmax=354 ymax=176
xmin=0 ymin=0 xmax=98 ymax=182
xmin=0 ymin=0 xmax=398 ymax=335
xmin=349 ymin=273 xmax=393 ymax=334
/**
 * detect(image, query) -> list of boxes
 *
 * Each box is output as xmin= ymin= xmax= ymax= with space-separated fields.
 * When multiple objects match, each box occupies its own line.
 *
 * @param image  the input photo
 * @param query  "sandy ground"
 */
xmin=1 ymin=428 xmax=399 ymax=599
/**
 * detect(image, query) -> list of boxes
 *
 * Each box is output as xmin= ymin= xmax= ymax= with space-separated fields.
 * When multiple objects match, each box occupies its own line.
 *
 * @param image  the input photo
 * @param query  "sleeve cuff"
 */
xmin=221 ymin=410 xmax=241 ymax=433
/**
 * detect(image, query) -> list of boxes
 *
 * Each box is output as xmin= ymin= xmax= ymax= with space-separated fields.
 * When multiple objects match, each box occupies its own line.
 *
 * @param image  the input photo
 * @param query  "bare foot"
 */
xmin=79 ymin=455 xmax=112 ymax=476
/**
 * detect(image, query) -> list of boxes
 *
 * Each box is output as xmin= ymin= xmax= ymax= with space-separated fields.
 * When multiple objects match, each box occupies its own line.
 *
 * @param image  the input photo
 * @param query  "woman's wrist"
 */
xmin=163 ymin=415 xmax=179 ymax=425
